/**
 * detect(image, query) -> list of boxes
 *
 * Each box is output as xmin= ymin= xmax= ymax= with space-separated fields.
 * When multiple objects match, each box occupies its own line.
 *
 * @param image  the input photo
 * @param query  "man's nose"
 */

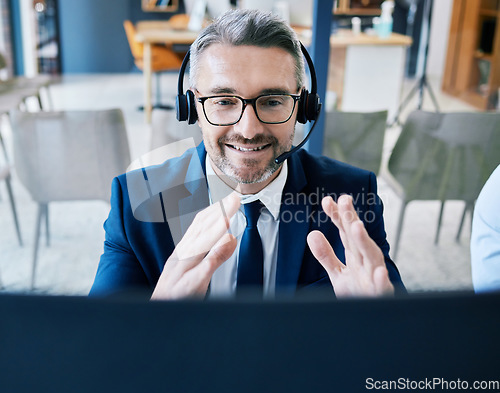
xmin=233 ymin=104 xmax=265 ymax=140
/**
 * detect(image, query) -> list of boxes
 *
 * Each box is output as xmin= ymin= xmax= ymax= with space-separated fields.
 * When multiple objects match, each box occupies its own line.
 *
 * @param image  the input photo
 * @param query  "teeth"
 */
xmin=231 ymin=145 xmax=266 ymax=152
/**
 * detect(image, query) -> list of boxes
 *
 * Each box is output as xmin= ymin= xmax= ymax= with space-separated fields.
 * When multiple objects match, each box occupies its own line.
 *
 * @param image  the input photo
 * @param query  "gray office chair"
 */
xmin=0 ymin=52 xmax=56 ymax=111
xmin=323 ymin=110 xmax=388 ymax=175
xmin=0 ymin=110 xmax=23 ymax=248
xmin=0 ymin=162 xmax=22 ymax=247
xmin=385 ymin=110 xmax=500 ymax=259
xmin=0 ymin=104 xmax=26 ymax=289
xmin=0 ymin=76 xmax=49 ymax=264
xmin=2 ymin=76 xmax=54 ymax=110
xmin=0 ymin=164 xmax=22 ymax=289
xmin=11 ymin=109 xmax=131 ymax=290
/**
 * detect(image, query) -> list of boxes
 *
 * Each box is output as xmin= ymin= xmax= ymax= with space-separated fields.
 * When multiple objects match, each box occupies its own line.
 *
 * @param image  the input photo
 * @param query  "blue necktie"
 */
xmin=237 ymin=200 xmax=264 ymax=293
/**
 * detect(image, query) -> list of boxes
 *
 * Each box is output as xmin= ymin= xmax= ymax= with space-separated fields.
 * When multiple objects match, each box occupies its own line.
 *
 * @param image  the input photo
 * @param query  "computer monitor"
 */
xmin=0 ymin=291 xmax=498 ymax=393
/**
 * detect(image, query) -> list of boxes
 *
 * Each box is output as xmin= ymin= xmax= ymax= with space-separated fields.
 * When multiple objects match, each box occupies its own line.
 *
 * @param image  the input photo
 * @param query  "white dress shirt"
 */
xmin=471 ymin=164 xmax=500 ymax=293
xmin=206 ymin=156 xmax=288 ymax=298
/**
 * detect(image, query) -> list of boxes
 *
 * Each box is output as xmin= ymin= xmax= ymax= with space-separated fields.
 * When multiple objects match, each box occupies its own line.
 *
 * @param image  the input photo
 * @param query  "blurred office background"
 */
xmin=0 ymin=0 xmax=498 ymax=295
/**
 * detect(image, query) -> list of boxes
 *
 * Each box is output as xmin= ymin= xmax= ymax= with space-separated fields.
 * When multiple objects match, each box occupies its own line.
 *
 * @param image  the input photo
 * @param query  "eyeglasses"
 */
xmin=196 ymin=93 xmax=301 ymax=126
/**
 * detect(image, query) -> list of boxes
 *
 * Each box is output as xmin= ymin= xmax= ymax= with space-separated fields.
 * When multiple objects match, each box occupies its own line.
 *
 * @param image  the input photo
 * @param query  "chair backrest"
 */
xmin=168 ymin=13 xmax=190 ymax=29
xmin=123 ymin=20 xmax=184 ymax=72
xmin=11 ymin=109 xmax=131 ymax=203
xmin=322 ymin=110 xmax=387 ymax=175
xmin=123 ymin=20 xmax=143 ymax=60
xmin=388 ymin=110 xmax=500 ymax=202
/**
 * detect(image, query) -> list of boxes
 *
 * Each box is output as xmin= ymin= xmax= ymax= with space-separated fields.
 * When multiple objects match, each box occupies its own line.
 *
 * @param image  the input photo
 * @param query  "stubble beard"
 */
xmin=207 ymin=131 xmax=294 ymax=185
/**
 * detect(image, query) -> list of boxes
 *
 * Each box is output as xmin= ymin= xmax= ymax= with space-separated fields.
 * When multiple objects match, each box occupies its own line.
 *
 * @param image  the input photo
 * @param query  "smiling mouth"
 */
xmin=226 ymin=144 xmax=271 ymax=152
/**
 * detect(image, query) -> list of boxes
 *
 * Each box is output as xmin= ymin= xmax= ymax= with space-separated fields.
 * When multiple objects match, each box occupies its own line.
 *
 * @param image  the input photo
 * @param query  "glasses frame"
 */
xmin=196 ymin=93 xmax=301 ymax=126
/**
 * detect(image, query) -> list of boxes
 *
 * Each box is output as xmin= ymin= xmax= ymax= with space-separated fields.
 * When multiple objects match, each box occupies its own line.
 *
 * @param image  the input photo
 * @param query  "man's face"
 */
xmin=194 ymin=44 xmax=299 ymax=188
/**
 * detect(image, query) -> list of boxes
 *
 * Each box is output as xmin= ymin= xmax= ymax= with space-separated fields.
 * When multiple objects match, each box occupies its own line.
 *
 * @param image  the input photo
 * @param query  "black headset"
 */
xmin=176 ymin=42 xmax=322 ymax=164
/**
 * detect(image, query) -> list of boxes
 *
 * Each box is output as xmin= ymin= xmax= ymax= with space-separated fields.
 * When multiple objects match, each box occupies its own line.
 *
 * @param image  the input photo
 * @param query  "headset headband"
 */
xmin=176 ymin=42 xmax=317 ymax=99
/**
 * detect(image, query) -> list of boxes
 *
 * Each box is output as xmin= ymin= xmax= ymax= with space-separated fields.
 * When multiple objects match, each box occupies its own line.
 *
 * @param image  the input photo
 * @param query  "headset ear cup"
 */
xmin=176 ymin=94 xmax=188 ymax=122
xmin=176 ymin=90 xmax=198 ymax=124
xmin=186 ymin=90 xmax=198 ymax=124
xmin=296 ymin=89 xmax=308 ymax=124
xmin=306 ymin=92 xmax=320 ymax=122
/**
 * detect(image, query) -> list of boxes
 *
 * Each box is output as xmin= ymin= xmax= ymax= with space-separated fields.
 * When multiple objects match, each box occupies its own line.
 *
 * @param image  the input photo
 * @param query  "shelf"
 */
xmin=333 ymin=0 xmax=383 ymax=16
xmin=474 ymin=50 xmax=494 ymax=60
xmin=479 ymin=9 xmax=500 ymax=17
xmin=334 ymin=9 xmax=381 ymax=16
xmin=443 ymin=0 xmax=499 ymax=111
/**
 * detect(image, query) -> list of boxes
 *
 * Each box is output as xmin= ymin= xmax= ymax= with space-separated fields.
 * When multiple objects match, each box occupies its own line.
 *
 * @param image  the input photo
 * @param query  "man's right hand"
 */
xmin=151 ymin=192 xmax=240 ymax=300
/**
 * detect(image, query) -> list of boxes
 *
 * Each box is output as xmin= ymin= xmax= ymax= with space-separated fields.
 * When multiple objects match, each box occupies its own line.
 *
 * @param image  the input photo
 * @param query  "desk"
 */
xmin=135 ymin=21 xmax=198 ymax=123
xmin=330 ymin=32 xmax=412 ymax=120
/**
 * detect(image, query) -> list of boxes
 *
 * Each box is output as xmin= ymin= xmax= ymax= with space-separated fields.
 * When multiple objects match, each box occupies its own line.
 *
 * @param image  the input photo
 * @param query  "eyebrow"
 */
xmin=209 ymin=87 xmax=236 ymax=95
xmin=207 ymin=87 xmax=294 ymax=96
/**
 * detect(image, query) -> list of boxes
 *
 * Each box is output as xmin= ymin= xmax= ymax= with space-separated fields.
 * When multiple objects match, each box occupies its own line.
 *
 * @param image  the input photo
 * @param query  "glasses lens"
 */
xmin=256 ymin=95 xmax=295 ymax=123
xmin=202 ymin=94 xmax=296 ymax=125
xmin=203 ymin=96 xmax=243 ymax=125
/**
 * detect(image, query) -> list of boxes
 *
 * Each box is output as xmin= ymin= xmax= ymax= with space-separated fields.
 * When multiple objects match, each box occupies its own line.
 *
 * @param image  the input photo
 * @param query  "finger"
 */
xmin=307 ymin=230 xmax=345 ymax=280
xmin=351 ymin=219 xmax=385 ymax=269
xmin=322 ymin=196 xmax=340 ymax=228
xmin=322 ymin=196 xmax=350 ymax=252
xmin=345 ymin=220 xmax=376 ymax=278
xmin=203 ymin=192 xmax=241 ymax=233
xmin=183 ymin=233 xmax=238 ymax=296
xmin=322 ymin=196 xmax=352 ymax=238
xmin=323 ymin=195 xmax=359 ymax=251
xmin=336 ymin=194 xmax=363 ymax=265
xmin=174 ymin=192 xmax=240 ymax=262
xmin=351 ymin=221 xmax=392 ymax=295
xmin=373 ymin=266 xmax=394 ymax=296
xmin=337 ymin=194 xmax=361 ymax=236
xmin=202 ymin=233 xmax=238 ymax=275
xmin=322 ymin=196 xmax=363 ymax=273
xmin=215 ymin=192 xmax=241 ymax=233
xmin=154 ymin=234 xmax=237 ymax=300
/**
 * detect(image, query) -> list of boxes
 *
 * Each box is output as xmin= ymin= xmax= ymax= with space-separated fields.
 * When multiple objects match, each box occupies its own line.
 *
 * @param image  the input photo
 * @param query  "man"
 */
xmin=90 ymin=9 xmax=404 ymax=299
xmin=471 ymin=164 xmax=500 ymax=293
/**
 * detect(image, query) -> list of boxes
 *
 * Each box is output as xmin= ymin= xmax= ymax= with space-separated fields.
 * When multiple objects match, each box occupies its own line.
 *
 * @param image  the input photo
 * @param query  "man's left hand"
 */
xmin=307 ymin=195 xmax=394 ymax=297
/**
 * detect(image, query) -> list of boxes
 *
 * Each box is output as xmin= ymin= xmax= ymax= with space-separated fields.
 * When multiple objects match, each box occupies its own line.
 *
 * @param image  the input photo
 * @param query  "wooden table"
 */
xmin=135 ymin=21 xmax=199 ymax=123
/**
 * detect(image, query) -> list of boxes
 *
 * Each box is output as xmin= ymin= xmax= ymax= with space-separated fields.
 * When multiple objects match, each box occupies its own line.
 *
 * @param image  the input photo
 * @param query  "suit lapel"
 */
xmin=276 ymin=151 xmax=310 ymax=295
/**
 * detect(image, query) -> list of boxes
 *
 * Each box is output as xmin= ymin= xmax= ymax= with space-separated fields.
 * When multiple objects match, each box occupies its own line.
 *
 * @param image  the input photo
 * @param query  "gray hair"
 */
xmin=189 ymin=9 xmax=305 ymax=91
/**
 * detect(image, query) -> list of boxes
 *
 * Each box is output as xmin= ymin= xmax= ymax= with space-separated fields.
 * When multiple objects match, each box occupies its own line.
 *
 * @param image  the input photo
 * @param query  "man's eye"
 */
xmin=212 ymin=98 xmax=238 ymax=106
xmin=260 ymin=97 xmax=285 ymax=107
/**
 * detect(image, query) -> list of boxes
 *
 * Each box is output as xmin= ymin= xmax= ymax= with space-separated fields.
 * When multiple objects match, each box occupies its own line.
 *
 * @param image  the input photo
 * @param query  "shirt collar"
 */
xmin=205 ymin=155 xmax=288 ymax=221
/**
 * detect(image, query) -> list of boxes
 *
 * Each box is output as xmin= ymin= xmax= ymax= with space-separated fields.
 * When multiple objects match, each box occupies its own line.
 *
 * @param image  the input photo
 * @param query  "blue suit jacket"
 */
xmin=90 ymin=143 xmax=404 ymax=297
